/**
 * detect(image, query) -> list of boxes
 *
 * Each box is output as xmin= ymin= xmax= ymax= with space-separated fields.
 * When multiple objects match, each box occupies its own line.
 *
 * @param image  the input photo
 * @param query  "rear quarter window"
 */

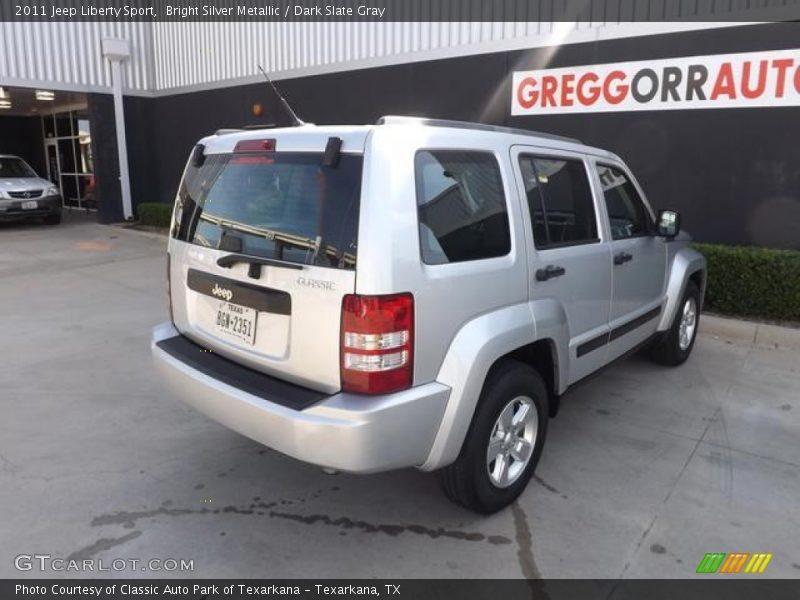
xmin=415 ymin=150 xmax=511 ymax=265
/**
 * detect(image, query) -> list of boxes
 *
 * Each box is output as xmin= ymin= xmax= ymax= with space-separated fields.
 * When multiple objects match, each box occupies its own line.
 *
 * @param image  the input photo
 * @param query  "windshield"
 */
xmin=0 ymin=157 xmax=37 ymax=178
xmin=174 ymin=151 xmax=362 ymax=270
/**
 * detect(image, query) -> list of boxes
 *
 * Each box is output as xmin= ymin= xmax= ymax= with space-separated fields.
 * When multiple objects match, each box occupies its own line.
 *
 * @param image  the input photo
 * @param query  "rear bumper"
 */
xmin=0 ymin=195 xmax=61 ymax=219
xmin=151 ymin=322 xmax=450 ymax=473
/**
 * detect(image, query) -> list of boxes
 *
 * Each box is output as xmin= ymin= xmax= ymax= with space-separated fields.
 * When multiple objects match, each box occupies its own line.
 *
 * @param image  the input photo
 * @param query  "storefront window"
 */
xmin=42 ymin=108 xmax=94 ymax=210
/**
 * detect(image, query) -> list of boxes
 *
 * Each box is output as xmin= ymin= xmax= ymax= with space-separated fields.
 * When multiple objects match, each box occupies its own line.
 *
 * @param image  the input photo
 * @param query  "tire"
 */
xmin=44 ymin=212 xmax=62 ymax=225
xmin=438 ymin=360 xmax=549 ymax=514
xmin=649 ymin=280 xmax=701 ymax=366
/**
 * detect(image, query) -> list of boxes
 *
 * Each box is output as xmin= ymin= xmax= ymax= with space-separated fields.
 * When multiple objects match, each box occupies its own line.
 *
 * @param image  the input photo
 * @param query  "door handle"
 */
xmin=535 ymin=264 xmax=566 ymax=281
xmin=614 ymin=251 xmax=633 ymax=265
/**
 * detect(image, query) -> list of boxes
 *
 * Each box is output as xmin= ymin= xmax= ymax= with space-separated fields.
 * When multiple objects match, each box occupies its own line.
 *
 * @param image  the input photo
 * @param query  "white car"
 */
xmin=0 ymin=155 xmax=62 ymax=224
xmin=152 ymin=116 xmax=706 ymax=513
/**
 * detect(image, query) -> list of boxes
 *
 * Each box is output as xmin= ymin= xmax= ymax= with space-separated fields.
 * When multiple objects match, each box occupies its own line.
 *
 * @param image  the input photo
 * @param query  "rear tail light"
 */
xmin=341 ymin=293 xmax=414 ymax=394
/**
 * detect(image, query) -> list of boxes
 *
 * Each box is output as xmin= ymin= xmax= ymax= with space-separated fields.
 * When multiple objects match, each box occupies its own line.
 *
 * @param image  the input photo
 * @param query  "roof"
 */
xmin=375 ymin=115 xmax=582 ymax=145
xmin=204 ymin=116 xmax=620 ymax=161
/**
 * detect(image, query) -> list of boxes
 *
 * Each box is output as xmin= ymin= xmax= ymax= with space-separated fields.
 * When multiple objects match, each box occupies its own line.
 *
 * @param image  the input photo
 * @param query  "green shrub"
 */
xmin=137 ymin=202 xmax=172 ymax=228
xmin=694 ymin=243 xmax=800 ymax=322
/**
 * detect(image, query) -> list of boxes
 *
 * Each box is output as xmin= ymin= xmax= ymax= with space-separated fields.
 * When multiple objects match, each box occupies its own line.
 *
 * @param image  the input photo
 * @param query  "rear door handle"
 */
xmin=614 ymin=252 xmax=633 ymax=265
xmin=535 ymin=264 xmax=566 ymax=281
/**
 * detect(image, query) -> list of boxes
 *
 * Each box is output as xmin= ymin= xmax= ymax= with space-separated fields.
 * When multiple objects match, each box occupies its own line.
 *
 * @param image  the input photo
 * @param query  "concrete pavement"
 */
xmin=1 ymin=216 xmax=799 ymax=579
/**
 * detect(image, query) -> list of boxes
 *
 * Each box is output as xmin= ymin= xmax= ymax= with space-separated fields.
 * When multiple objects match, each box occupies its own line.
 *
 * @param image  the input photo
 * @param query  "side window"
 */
xmin=596 ymin=164 xmax=653 ymax=240
xmin=415 ymin=150 xmax=511 ymax=264
xmin=518 ymin=156 xmax=598 ymax=248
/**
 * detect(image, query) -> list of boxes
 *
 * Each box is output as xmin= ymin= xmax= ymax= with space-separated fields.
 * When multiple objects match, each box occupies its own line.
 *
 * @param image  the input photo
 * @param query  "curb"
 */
xmin=106 ymin=223 xmax=169 ymax=243
xmin=699 ymin=314 xmax=800 ymax=352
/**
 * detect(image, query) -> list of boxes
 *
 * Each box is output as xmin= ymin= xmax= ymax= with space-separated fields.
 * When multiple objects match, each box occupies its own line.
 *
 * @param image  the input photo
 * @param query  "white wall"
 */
xmin=0 ymin=22 xmax=154 ymax=93
xmin=0 ymin=19 xmax=764 ymax=97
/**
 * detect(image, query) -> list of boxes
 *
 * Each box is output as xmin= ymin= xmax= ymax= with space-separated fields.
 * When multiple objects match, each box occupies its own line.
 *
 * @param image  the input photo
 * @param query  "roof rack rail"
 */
xmin=375 ymin=115 xmax=582 ymax=145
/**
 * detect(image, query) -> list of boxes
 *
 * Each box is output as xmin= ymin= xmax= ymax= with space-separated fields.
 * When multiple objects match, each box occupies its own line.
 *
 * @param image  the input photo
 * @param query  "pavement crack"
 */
xmin=268 ymin=510 xmax=511 ymax=545
xmin=663 ymin=403 xmax=723 ymax=505
xmin=0 ymin=452 xmax=15 ymax=474
xmin=511 ymin=502 xmax=541 ymax=578
xmin=91 ymin=501 xmax=277 ymax=529
xmin=67 ymin=531 xmax=142 ymax=561
xmin=532 ymin=474 xmax=566 ymax=498
xmin=616 ymin=377 xmax=734 ymax=581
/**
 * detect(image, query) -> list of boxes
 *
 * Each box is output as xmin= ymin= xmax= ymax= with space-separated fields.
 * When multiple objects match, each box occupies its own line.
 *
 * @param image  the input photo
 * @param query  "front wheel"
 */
xmin=438 ymin=361 xmax=549 ymax=514
xmin=649 ymin=280 xmax=701 ymax=366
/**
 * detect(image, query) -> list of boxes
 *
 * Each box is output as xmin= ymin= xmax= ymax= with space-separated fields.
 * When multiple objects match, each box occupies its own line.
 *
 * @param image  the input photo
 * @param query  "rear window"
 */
xmin=174 ymin=151 xmax=362 ymax=270
xmin=518 ymin=156 xmax=598 ymax=248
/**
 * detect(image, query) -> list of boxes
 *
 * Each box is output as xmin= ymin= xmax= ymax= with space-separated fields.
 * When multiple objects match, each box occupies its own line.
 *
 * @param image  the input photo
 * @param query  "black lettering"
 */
xmin=661 ymin=66 xmax=682 ymax=101
xmin=686 ymin=65 xmax=708 ymax=101
xmin=631 ymin=68 xmax=659 ymax=103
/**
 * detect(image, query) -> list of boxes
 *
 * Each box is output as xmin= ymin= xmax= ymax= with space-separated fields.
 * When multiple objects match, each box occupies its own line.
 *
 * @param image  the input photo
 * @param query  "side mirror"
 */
xmin=656 ymin=209 xmax=680 ymax=238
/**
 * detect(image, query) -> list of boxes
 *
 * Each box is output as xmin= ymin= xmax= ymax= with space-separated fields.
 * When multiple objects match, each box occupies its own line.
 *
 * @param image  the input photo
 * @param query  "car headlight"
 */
xmin=0 ymin=190 xmax=7 ymax=199
xmin=46 ymin=185 xmax=59 ymax=197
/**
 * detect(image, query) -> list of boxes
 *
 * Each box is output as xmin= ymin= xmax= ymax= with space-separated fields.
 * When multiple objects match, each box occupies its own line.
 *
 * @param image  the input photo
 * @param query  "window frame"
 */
xmin=595 ymin=161 xmax=656 ymax=241
xmin=414 ymin=147 xmax=513 ymax=266
xmin=517 ymin=152 xmax=602 ymax=251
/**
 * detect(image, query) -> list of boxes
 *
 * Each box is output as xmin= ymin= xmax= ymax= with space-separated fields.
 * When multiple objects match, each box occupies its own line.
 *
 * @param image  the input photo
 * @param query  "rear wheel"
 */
xmin=438 ymin=360 xmax=548 ymax=514
xmin=649 ymin=280 xmax=700 ymax=366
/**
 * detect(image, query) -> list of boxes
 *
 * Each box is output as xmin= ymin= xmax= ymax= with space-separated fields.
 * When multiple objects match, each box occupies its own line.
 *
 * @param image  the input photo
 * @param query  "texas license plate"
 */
xmin=21 ymin=200 xmax=37 ymax=210
xmin=215 ymin=301 xmax=257 ymax=345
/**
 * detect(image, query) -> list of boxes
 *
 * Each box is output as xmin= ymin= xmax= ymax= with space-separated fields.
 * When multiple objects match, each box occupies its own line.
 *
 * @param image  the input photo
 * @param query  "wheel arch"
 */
xmin=504 ymin=339 xmax=560 ymax=418
xmin=658 ymin=247 xmax=707 ymax=332
xmin=420 ymin=300 xmax=568 ymax=471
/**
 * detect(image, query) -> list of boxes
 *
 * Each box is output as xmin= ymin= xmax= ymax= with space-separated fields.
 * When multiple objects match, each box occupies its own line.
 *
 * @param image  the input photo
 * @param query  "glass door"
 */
xmin=41 ymin=109 xmax=94 ymax=210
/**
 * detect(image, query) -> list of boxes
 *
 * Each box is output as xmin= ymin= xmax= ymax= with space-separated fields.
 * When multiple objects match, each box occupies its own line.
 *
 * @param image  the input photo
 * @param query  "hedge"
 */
xmin=137 ymin=202 xmax=172 ymax=228
xmin=694 ymin=243 xmax=800 ymax=322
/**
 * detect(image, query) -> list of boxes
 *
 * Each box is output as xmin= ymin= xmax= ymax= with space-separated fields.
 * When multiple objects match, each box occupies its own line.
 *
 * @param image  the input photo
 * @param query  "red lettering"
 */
xmin=603 ymin=70 xmax=628 ymax=105
xmin=560 ymin=73 xmax=575 ymax=107
xmin=772 ymin=58 xmax=795 ymax=97
xmin=711 ymin=63 xmax=737 ymax=100
xmin=541 ymin=75 xmax=558 ymax=107
xmin=741 ymin=60 xmax=768 ymax=99
xmin=577 ymin=72 xmax=601 ymax=105
xmin=795 ymin=65 xmax=800 ymax=94
xmin=517 ymin=77 xmax=538 ymax=109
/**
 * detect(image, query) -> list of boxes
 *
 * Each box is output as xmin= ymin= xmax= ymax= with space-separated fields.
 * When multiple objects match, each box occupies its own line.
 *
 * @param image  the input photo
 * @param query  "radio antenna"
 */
xmin=258 ymin=65 xmax=305 ymax=127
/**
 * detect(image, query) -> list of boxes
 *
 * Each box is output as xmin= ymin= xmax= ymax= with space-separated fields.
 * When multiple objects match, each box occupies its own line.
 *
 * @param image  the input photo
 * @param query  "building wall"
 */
xmin=0 ymin=19 xmax=770 ymax=95
xmin=149 ymin=21 xmax=641 ymax=91
xmin=143 ymin=22 xmax=800 ymax=249
xmin=88 ymin=92 xmax=159 ymax=222
xmin=0 ymin=116 xmax=46 ymax=175
xmin=0 ymin=22 xmax=154 ymax=92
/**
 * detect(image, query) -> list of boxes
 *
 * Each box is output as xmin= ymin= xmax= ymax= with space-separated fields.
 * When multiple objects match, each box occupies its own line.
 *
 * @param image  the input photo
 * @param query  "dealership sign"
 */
xmin=511 ymin=49 xmax=800 ymax=115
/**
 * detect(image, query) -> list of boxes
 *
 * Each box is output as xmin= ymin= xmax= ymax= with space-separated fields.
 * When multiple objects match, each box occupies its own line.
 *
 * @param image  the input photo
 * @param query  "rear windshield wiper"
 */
xmin=217 ymin=252 xmax=304 ymax=277
xmin=199 ymin=215 xmax=311 ymax=276
xmin=200 ymin=212 xmax=354 ymax=271
xmin=200 ymin=213 xmax=319 ymax=253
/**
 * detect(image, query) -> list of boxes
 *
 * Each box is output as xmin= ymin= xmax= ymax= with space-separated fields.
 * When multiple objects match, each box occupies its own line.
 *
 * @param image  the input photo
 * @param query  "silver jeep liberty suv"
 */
xmin=152 ymin=116 xmax=706 ymax=514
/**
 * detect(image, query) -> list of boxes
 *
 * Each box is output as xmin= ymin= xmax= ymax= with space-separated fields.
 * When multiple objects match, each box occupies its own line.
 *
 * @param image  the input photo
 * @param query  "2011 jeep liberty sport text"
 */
xmin=152 ymin=116 xmax=706 ymax=514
